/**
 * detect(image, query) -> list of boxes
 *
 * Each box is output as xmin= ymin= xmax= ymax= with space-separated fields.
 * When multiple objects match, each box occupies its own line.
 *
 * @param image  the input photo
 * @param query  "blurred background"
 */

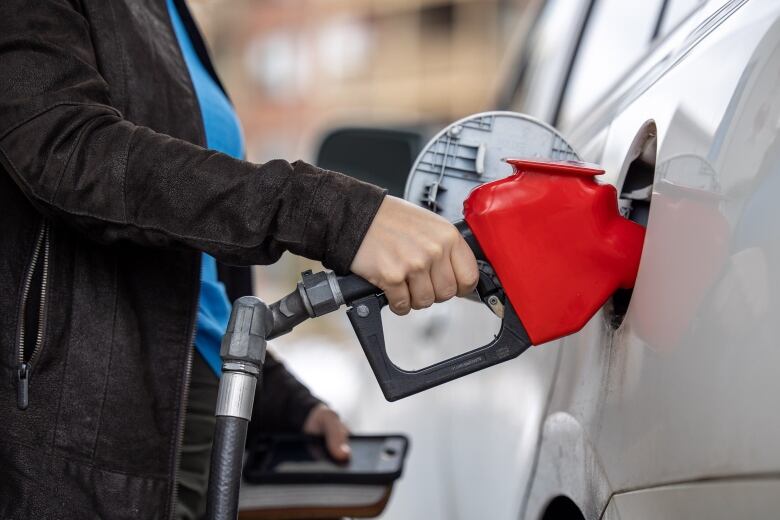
xmin=189 ymin=1 xmax=542 ymax=517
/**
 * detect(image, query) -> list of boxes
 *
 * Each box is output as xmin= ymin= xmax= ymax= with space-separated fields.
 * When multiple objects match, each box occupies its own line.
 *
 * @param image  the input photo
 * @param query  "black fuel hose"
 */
xmin=206 ymin=416 xmax=249 ymax=520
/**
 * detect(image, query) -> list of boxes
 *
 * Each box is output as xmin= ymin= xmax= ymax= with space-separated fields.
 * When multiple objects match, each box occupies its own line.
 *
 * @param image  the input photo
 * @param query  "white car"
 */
xmin=314 ymin=0 xmax=780 ymax=517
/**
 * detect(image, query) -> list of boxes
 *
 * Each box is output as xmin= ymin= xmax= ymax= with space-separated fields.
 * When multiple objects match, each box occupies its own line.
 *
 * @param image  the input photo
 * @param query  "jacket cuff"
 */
xmin=292 ymin=161 xmax=387 ymax=275
xmin=286 ymin=393 xmax=323 ymax=433
xmin=248 ymin=352 xmax=324 ymax=438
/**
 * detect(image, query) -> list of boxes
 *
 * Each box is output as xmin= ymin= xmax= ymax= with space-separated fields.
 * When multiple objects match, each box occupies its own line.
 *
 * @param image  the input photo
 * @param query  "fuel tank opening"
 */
xmin=608 ymin=122 xmax=656 ymax=327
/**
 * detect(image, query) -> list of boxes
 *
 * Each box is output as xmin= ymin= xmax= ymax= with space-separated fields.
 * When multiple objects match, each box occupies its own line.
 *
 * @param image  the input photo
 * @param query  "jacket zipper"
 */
xmin=16 ymin=220 xmax=51 ymax=410
xmin=169 ymin=342 xmax=193 ymax=519
xmin=168 ymin=264 xmax=199 ymax=520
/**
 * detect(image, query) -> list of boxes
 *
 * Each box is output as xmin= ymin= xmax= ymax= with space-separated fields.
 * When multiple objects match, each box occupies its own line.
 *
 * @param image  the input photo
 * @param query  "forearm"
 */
xmin=0 ymin=102 xmax=384 ymax=272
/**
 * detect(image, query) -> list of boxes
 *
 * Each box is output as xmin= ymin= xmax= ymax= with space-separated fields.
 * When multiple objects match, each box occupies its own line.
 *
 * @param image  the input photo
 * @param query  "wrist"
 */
xmin=294 ymin=161 xmax=387 ymax=274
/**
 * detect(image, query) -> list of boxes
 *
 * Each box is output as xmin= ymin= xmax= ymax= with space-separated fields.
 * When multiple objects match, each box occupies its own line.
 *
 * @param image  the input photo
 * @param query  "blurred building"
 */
xmin=190 ymin=0 xmax=532 ymax=162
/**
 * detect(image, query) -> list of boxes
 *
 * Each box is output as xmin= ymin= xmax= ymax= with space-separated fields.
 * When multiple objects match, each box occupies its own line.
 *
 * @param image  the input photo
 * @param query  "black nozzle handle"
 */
xmin=346 ymin=293 xmax=531 ymax=401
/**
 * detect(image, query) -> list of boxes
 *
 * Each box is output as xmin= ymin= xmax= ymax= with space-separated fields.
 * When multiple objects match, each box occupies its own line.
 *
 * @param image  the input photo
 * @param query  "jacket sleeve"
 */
xmin=248 ymin=352 xmax=323 ymax=437
xmin=0 ymin=0 xmax=385 ymax=273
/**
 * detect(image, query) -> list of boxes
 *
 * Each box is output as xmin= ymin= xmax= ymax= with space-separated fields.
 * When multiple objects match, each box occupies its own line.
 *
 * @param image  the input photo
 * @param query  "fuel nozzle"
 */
xmin=463 ymin=158 xmax=646 ymax=344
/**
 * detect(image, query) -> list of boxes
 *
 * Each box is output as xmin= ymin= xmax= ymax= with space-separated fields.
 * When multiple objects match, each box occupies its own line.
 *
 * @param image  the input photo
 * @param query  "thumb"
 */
xmin=323 ymin=415 xmax=351 ymax=462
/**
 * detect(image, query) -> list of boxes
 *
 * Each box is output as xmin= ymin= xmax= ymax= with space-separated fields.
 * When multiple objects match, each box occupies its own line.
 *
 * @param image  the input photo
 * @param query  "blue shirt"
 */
xmin=167 ymin=0 xmax=245 ymax=376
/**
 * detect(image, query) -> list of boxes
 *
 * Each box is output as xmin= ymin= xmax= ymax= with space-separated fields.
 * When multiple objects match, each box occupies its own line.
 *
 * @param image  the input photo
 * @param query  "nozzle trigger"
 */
xmin=347 ymin=293 xmax=531 ymax=401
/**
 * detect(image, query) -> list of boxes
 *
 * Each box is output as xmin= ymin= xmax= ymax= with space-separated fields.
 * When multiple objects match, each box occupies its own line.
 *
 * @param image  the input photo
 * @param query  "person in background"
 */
xmin=0 ymin=1 xmax=478 ymax=519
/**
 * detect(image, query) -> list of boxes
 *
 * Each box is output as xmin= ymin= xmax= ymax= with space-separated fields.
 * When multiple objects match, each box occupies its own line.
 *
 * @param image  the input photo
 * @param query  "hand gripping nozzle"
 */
xmin=263 ymin=220 xmax=532 ymax=402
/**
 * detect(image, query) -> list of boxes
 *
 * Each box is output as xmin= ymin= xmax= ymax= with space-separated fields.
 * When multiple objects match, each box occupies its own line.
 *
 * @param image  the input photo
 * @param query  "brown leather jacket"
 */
xmin=0 ymin=0 xmax=385 ymax=517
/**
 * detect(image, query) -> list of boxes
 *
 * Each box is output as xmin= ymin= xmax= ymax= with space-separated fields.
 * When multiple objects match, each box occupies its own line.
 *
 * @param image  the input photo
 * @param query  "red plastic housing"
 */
xmin=463 ymin=159 xmax=646 ymax=345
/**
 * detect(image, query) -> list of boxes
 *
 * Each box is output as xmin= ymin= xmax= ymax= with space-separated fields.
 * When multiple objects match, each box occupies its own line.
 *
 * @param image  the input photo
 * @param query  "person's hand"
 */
xmin=351 ymin=196 xmax=479 ymax=315
xmin=303 ymin=404 xmax=351 ymax=461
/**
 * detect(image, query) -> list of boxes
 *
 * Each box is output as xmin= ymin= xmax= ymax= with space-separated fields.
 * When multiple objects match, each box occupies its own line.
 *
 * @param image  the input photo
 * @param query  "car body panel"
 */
xmin=603 ymin=478 xmax=780 ymax=519
xmin=524 ymin=0 xmax=780 ymax=517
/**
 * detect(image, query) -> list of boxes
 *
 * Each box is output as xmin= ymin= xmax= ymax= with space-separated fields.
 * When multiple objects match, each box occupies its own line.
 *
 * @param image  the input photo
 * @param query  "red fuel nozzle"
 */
xmin=463 ymin=159 xmax=646 ymax=345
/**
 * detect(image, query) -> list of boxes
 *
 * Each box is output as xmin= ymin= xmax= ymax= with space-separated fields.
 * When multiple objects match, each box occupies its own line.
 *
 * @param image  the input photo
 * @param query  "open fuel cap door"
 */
xmin=404 ymin=111 xmax=581 ymax=220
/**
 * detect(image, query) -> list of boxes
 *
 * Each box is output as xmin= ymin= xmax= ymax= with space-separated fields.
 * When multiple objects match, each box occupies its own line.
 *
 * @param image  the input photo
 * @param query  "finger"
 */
xmin=323 ymin=415 xmax=351 ymax=462
xmin=430 ymin=253 xmax=458 ymax=303
xmin=407 ymin=270 xmax=436 ymax=309
xmin=384 ymin=281 xmax=412 ymax=315
xmin=451 ymin=238 xmax=479 ymax=296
